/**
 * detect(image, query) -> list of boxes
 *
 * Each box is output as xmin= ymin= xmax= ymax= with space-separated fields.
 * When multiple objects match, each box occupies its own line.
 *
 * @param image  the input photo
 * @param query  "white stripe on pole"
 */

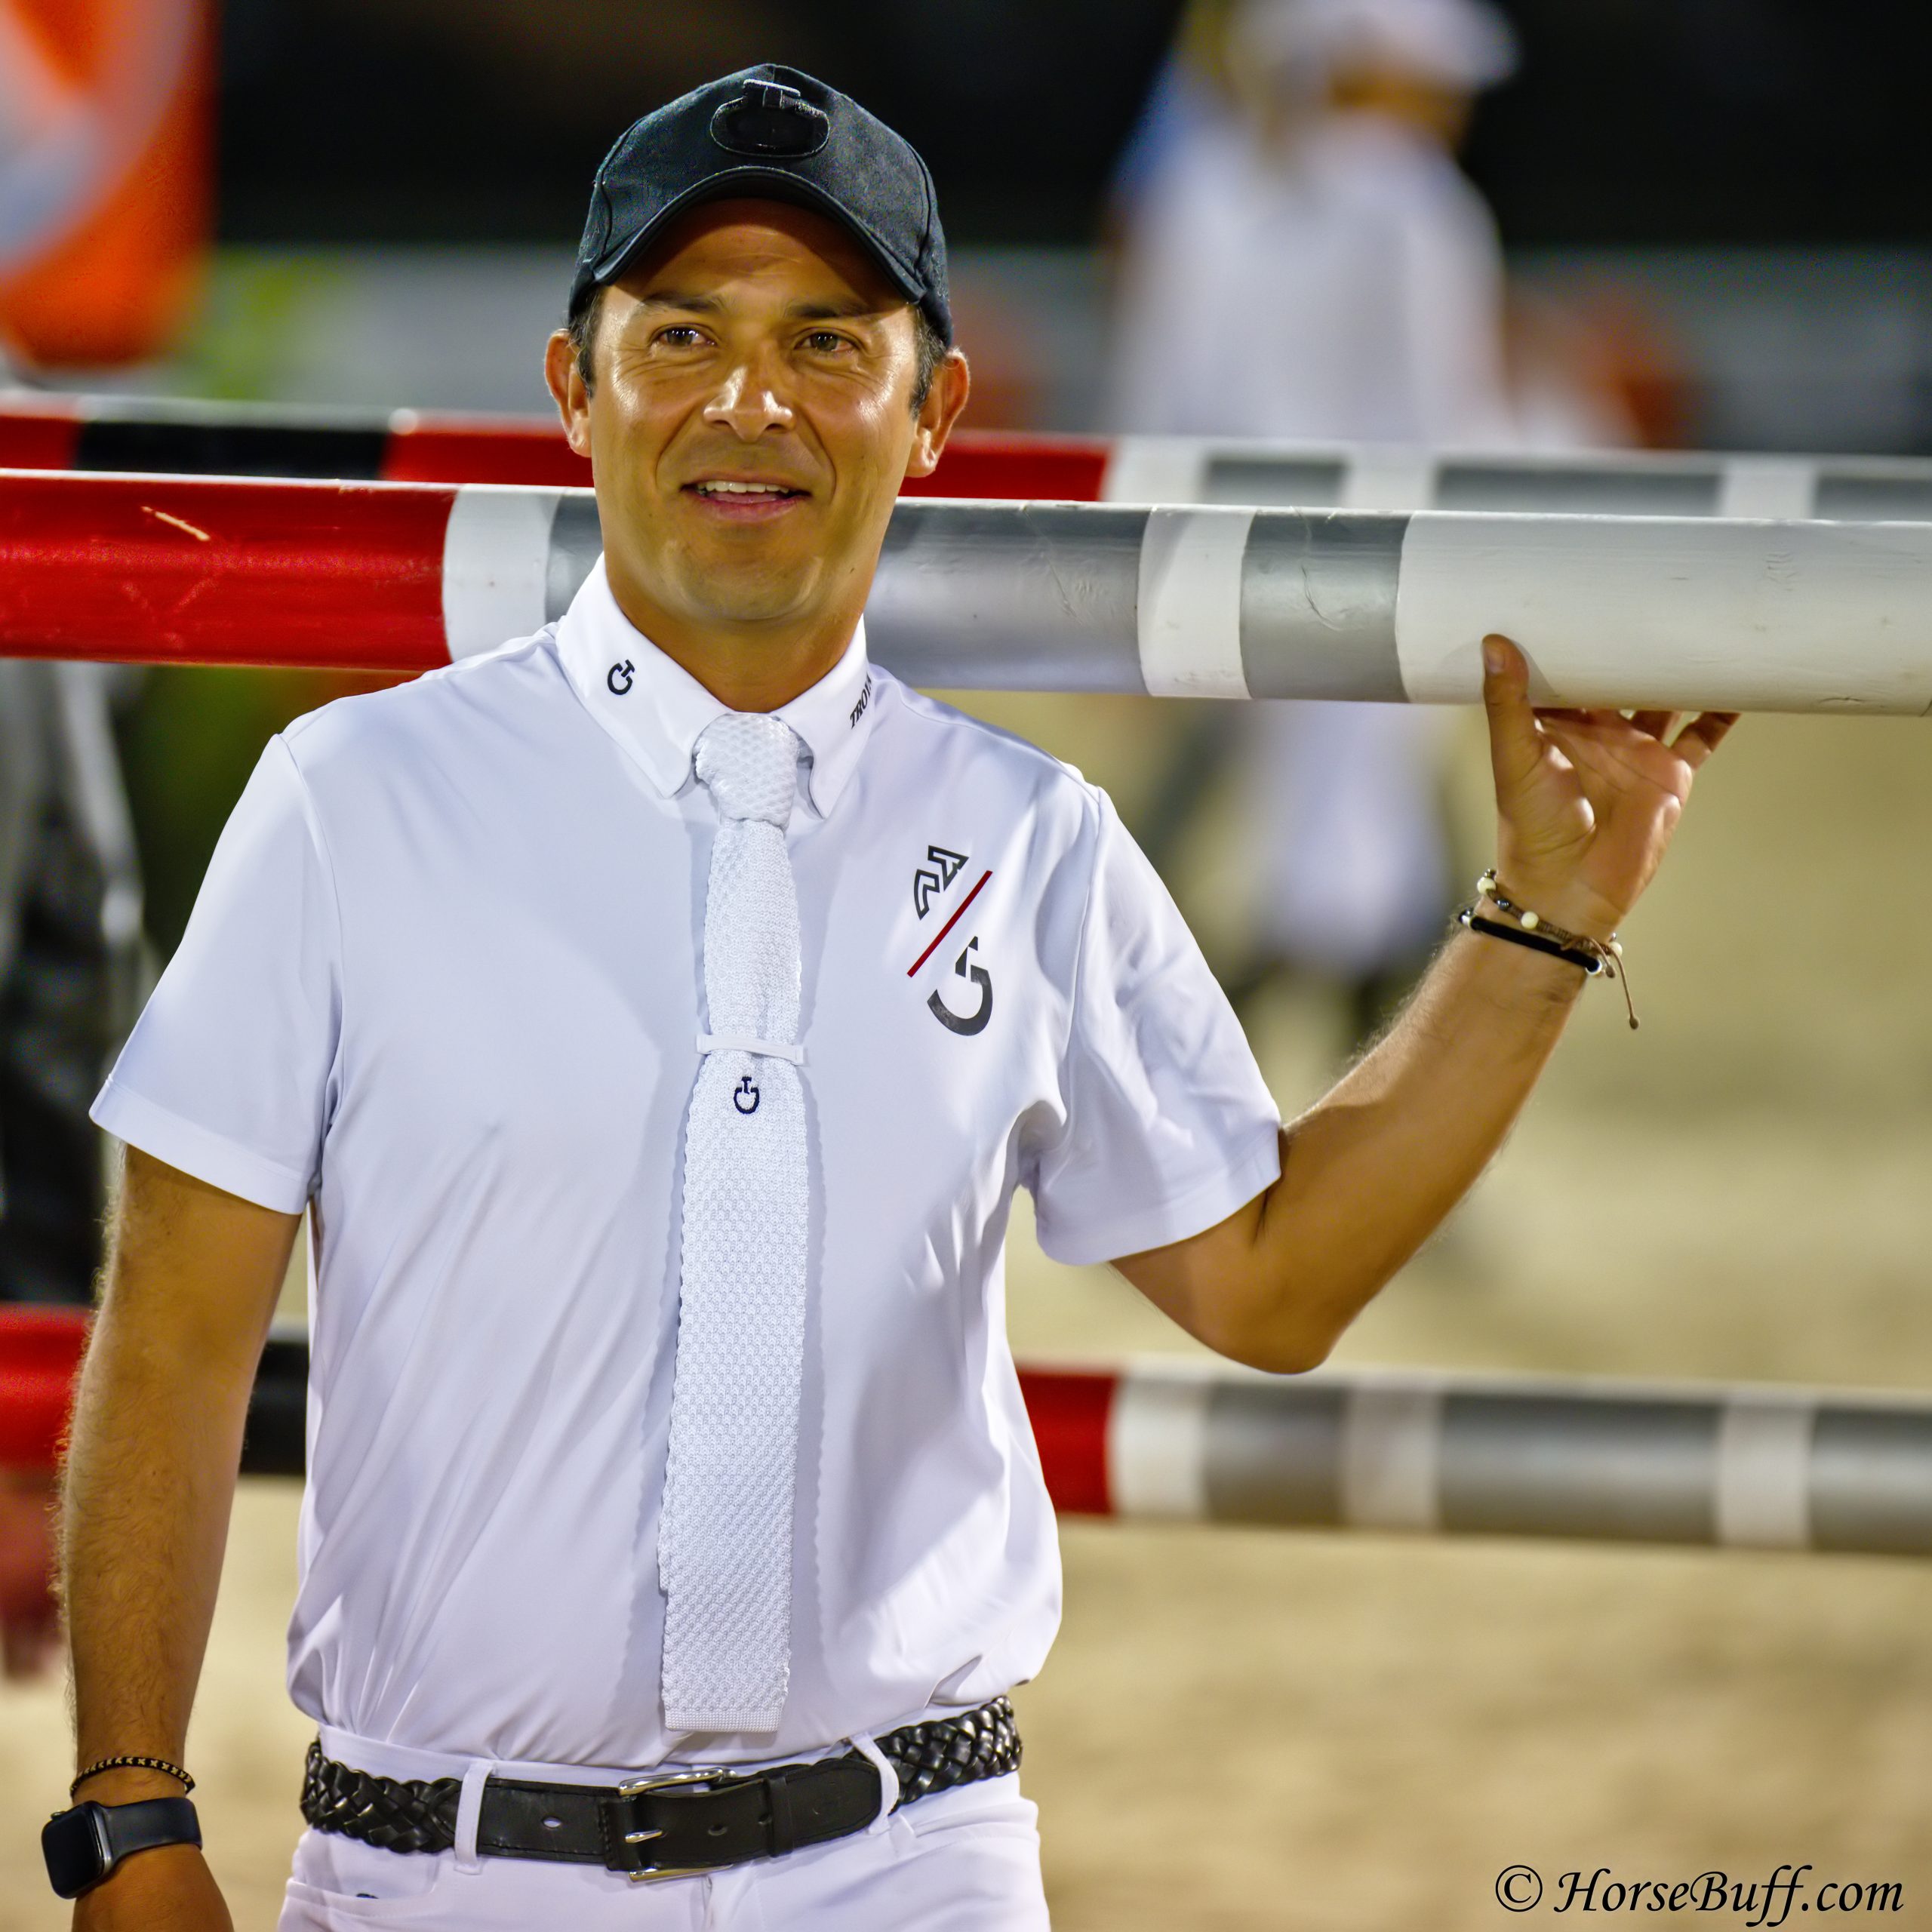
xmin=1136 ymin=507 xmax=1254 ymax=698
xmin=441 ymin=485 xmax=561 ymax=660
xmin=1391 ymin=512 xmax=1932 ymax=712
xmin=1101 ymin=436 xmax=1208 ymax=506
xmin=1718 ymin=459 xmax=1817 ymax=522
xmin=1108 ymin=1366 xmax=1212 ymax=1520
xmin=1339 ymin=1383 xmax=1443 ymax=1533
xmin=1344 ymin=451 xmax=1438 ymax=514
xmin=1715 ymin=1397 xmax=1816 ymax=1550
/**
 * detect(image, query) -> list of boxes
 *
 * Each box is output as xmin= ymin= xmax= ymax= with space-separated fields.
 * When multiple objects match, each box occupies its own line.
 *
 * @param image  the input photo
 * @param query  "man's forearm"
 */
xmin=63 ymin=1296 xmax=257 ymax=1784
xmin=1117 ymin=927 xmax=1583 ymax=1371
xmin=61 ymin=1152 xmax=297 ymax=1805
xmin=1249 ymin=927 xmax=1583 ymax=1355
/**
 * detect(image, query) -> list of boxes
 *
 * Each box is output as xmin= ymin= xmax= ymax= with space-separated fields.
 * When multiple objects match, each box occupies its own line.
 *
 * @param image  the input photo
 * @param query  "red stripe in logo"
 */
xmin=906 ymin=869 xmax=992 ymax=978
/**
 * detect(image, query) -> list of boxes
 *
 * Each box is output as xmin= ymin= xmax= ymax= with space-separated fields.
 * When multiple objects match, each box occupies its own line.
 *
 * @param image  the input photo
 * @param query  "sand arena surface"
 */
xmin=6 ymin=706 xmax=1932 ymax=1928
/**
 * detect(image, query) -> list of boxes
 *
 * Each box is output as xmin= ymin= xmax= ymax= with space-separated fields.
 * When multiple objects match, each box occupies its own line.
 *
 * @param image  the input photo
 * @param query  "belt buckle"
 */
xmin=608 ymin=1765 xmax=743 ymax=1882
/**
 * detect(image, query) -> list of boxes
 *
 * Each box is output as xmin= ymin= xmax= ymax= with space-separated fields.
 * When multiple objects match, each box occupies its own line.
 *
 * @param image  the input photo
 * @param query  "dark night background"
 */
xmin=216 ymin=0 xmax=1932 ymax=250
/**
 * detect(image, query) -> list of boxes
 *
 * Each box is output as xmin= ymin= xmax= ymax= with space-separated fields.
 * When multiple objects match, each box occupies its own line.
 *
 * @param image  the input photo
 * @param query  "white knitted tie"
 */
xmin=659 ymin=712 xmax=809 ymax=1734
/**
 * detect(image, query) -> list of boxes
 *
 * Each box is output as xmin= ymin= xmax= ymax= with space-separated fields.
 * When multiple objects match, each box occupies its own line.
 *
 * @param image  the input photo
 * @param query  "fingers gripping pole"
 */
xmin=6 ymin=471 xmax=1932 ymax=712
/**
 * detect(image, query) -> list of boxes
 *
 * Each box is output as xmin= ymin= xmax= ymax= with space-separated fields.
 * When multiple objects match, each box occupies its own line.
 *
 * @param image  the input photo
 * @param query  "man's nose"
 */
xmin=703 ymin=360 xmax=795 ymax=440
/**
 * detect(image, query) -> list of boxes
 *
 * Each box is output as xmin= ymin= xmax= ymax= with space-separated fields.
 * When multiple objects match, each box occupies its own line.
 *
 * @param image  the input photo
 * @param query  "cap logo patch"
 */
xmin=710 ymin=82 xmax=831 ymax=159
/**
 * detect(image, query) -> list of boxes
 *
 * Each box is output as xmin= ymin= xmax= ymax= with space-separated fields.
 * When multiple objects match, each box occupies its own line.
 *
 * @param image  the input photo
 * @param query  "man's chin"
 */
xmin=654 ymin=542 xmax=827 ymax=626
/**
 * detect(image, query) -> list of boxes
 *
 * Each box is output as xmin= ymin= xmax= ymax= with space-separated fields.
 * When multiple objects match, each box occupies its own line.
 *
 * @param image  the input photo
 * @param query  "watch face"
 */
xmin=42 ymin=1804 xmax=112 ymax=1900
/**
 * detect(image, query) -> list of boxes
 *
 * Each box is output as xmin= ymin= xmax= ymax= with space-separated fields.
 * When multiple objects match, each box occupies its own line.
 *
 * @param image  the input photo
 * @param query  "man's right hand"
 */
xmin=73 ymin=1844 xmax=232 ymax=1932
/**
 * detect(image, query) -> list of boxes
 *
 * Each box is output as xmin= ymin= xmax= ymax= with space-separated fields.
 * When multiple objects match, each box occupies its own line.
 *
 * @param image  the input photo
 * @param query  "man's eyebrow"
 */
xmin=629 ymin=291 xmax=892 ymax=324
xmin=632 ymin=290 xmax=725 ymax=315
xmin=788 ymin=297 xmax=892 ymax=323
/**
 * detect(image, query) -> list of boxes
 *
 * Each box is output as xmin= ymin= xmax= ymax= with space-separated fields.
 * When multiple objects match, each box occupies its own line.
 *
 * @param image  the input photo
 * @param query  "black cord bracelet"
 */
xmin=1457 ymin=908 xmax=1604 ymax=977
xmin=70 ymin=1755 xmax=195 ymax=1799
xmin=1460 ymin=873 xmax=1639 ymax=1029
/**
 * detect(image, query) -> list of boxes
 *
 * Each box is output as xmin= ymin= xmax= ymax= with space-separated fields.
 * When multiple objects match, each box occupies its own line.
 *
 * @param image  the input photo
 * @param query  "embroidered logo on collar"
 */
xmin=912 ymin=845 xmax=968 ymax=920
xmin=849 ymin=672 xmax=873 ymax=730
xmin=607 ymin=660 xmax=635 ymax=696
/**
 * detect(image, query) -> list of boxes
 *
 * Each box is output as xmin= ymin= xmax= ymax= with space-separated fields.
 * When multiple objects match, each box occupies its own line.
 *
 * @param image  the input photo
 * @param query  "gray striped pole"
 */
xmin=1082 ymin=1362 xmax=1932 ymax=1555
xmin=9 ymin=1314 xmax=1927 ymax=1555
xmin=1098 ymin=438 xmax=1932 ymax=523
xmin=463 ymin=488 xmax=1932 ymax=714
xmin=866 ymin=500 xmax=1932 ymax=712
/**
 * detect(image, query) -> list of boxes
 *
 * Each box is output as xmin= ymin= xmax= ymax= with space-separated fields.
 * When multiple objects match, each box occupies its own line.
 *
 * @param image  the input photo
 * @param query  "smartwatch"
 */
xmin=42 ymin=1796 xmax=202 ymax=1900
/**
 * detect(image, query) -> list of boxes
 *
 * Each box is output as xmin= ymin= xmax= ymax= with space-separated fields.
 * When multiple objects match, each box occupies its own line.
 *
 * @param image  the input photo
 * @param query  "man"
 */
xmin=51 ymin=65 xmax=1730 ymax=1930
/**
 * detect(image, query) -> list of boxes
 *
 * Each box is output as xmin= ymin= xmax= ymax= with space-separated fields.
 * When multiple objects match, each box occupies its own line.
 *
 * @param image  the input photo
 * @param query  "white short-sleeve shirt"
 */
xmin=94 ymin=559 xmax=1280 ymax=1777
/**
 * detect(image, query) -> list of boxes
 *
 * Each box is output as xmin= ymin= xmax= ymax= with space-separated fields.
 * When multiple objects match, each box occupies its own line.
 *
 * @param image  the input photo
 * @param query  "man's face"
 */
xmin=547 ymin=199 xmax=965 ymax=645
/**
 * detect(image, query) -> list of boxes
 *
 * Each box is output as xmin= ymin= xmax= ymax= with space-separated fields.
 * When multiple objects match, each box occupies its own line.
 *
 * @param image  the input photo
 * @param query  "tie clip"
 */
xmin=697 ymin=1032 xmax=805 ymax=1065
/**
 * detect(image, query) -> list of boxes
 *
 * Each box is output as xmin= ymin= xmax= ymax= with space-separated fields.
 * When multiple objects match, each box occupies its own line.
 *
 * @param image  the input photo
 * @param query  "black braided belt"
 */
xmin=301 ymin=1697 xmax=1021 ymax=1880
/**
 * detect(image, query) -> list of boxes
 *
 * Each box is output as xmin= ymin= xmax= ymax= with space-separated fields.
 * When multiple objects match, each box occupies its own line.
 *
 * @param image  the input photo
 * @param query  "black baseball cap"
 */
xmin=570 ymin=66 xmax=952 ymax=346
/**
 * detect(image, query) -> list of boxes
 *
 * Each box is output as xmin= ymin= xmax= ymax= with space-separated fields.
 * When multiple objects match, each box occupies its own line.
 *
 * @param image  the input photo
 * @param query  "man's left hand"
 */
xmin=1481 ymin=633 xmax=1737 ymax=941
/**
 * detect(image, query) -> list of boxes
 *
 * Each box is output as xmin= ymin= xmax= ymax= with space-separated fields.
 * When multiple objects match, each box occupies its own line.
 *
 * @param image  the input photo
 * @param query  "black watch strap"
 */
xmin=42 ymin=1795 xmax=202 ymax=1900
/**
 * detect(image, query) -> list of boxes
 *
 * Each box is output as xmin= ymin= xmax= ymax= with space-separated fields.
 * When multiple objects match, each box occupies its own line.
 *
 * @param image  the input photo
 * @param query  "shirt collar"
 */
xmin=553 ymin=555 xmax=878 ymax=819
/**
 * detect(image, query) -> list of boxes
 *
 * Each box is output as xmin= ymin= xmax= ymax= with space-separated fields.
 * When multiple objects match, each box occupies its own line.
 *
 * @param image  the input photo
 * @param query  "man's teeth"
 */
xmin=697 ymin=481 xmax=792 ymax=496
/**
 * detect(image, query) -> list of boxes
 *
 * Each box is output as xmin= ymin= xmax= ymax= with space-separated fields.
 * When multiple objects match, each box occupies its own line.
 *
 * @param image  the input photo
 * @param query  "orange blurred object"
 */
xmin=0 ymin=0 xmax=211 ymax=368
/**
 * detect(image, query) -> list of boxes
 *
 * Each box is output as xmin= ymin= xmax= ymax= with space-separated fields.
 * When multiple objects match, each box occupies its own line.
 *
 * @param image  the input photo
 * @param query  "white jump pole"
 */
xmin=5 ymin=471 xmax=1932 ymax=712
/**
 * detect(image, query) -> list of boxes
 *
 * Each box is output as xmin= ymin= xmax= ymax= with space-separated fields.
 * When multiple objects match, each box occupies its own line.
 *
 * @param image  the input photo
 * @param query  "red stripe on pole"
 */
xmin=0 ymin=405 xmax=82 ymax=471
xmin=382 ymin=416 xmax=593 ymax=488
xmin=1018 ymin=1368 xmax=1116 ymax=1517
xmin=906 ymin=435 xmax=1109 ymax=503
xmin=0 ymin=470 xmax=457 ymax=671
xmin=0 ymin=1308 xmax=88 ymax=1472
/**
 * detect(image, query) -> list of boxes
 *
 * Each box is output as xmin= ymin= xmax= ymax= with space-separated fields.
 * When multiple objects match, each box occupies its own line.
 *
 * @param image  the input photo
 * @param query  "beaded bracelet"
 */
xmin=70 ymin=1754 xmax=195 ymax=1799
xmin=1458 ymin=871 xmax=1638 ymax=1030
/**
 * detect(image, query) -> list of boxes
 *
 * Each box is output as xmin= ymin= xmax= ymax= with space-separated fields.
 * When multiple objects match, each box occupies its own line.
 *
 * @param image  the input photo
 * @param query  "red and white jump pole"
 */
xmin=4 ymin=468 xmax=1932 ymax=711
xmin=7 ymin=1312 xmax=1927 ymax=1557
xmin=11 ymin=389 xmax=1932 ymax=519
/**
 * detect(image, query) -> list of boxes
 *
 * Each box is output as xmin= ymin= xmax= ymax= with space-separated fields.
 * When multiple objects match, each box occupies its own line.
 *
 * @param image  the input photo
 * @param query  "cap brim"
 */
xmin=592 ymin=167 xmax=930 ymax=317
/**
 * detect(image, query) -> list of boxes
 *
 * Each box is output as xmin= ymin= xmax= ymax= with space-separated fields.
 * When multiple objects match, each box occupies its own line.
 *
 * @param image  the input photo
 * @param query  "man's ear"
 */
xmin=544 ymin=328 xmax=594 ymax=458
xmin=906 ymin=349 xmax=972 ymax=481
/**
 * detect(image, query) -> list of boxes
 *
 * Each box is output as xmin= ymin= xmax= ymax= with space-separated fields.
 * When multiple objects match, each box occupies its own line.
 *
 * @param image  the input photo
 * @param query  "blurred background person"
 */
xmin=1110 ymin=0 xmax=1521 ymax=1044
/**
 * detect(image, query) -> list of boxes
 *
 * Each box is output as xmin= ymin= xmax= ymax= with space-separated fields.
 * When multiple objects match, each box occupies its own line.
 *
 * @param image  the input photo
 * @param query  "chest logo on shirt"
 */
xmin=906 ymin=854 xmax=997 ymax=1037
xmin=928 ymin=937 xmax=993 ymax=1036
xmin=607 ymin=659 xmax=635 ymax=696
xmin=912 ymin=844 xmax=968 ymax=919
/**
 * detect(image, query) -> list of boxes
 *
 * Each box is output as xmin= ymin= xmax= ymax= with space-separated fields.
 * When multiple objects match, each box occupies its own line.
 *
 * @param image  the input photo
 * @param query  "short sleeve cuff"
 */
xmin=1034 ymin=1128 xmax=1282 ymax=1269
xmin=91 ymin=1075 xmax=314 ymax=1215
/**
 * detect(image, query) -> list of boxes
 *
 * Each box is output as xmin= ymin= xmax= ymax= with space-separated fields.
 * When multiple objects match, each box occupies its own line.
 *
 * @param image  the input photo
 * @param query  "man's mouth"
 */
xmin=687 ymin=479 xmax=807 ymax=500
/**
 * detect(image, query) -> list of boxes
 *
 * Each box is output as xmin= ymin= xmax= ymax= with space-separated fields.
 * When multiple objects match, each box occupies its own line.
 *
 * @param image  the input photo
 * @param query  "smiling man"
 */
xmin=50 ymin=65 xmax=1728 ymax=1932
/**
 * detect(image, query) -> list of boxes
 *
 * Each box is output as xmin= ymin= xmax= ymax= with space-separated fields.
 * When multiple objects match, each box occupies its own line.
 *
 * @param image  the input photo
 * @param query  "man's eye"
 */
xmin=802 ymin=331 xmax=851 ymax=354
xmin=657 ymin=326 xmax=706 ymax=348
